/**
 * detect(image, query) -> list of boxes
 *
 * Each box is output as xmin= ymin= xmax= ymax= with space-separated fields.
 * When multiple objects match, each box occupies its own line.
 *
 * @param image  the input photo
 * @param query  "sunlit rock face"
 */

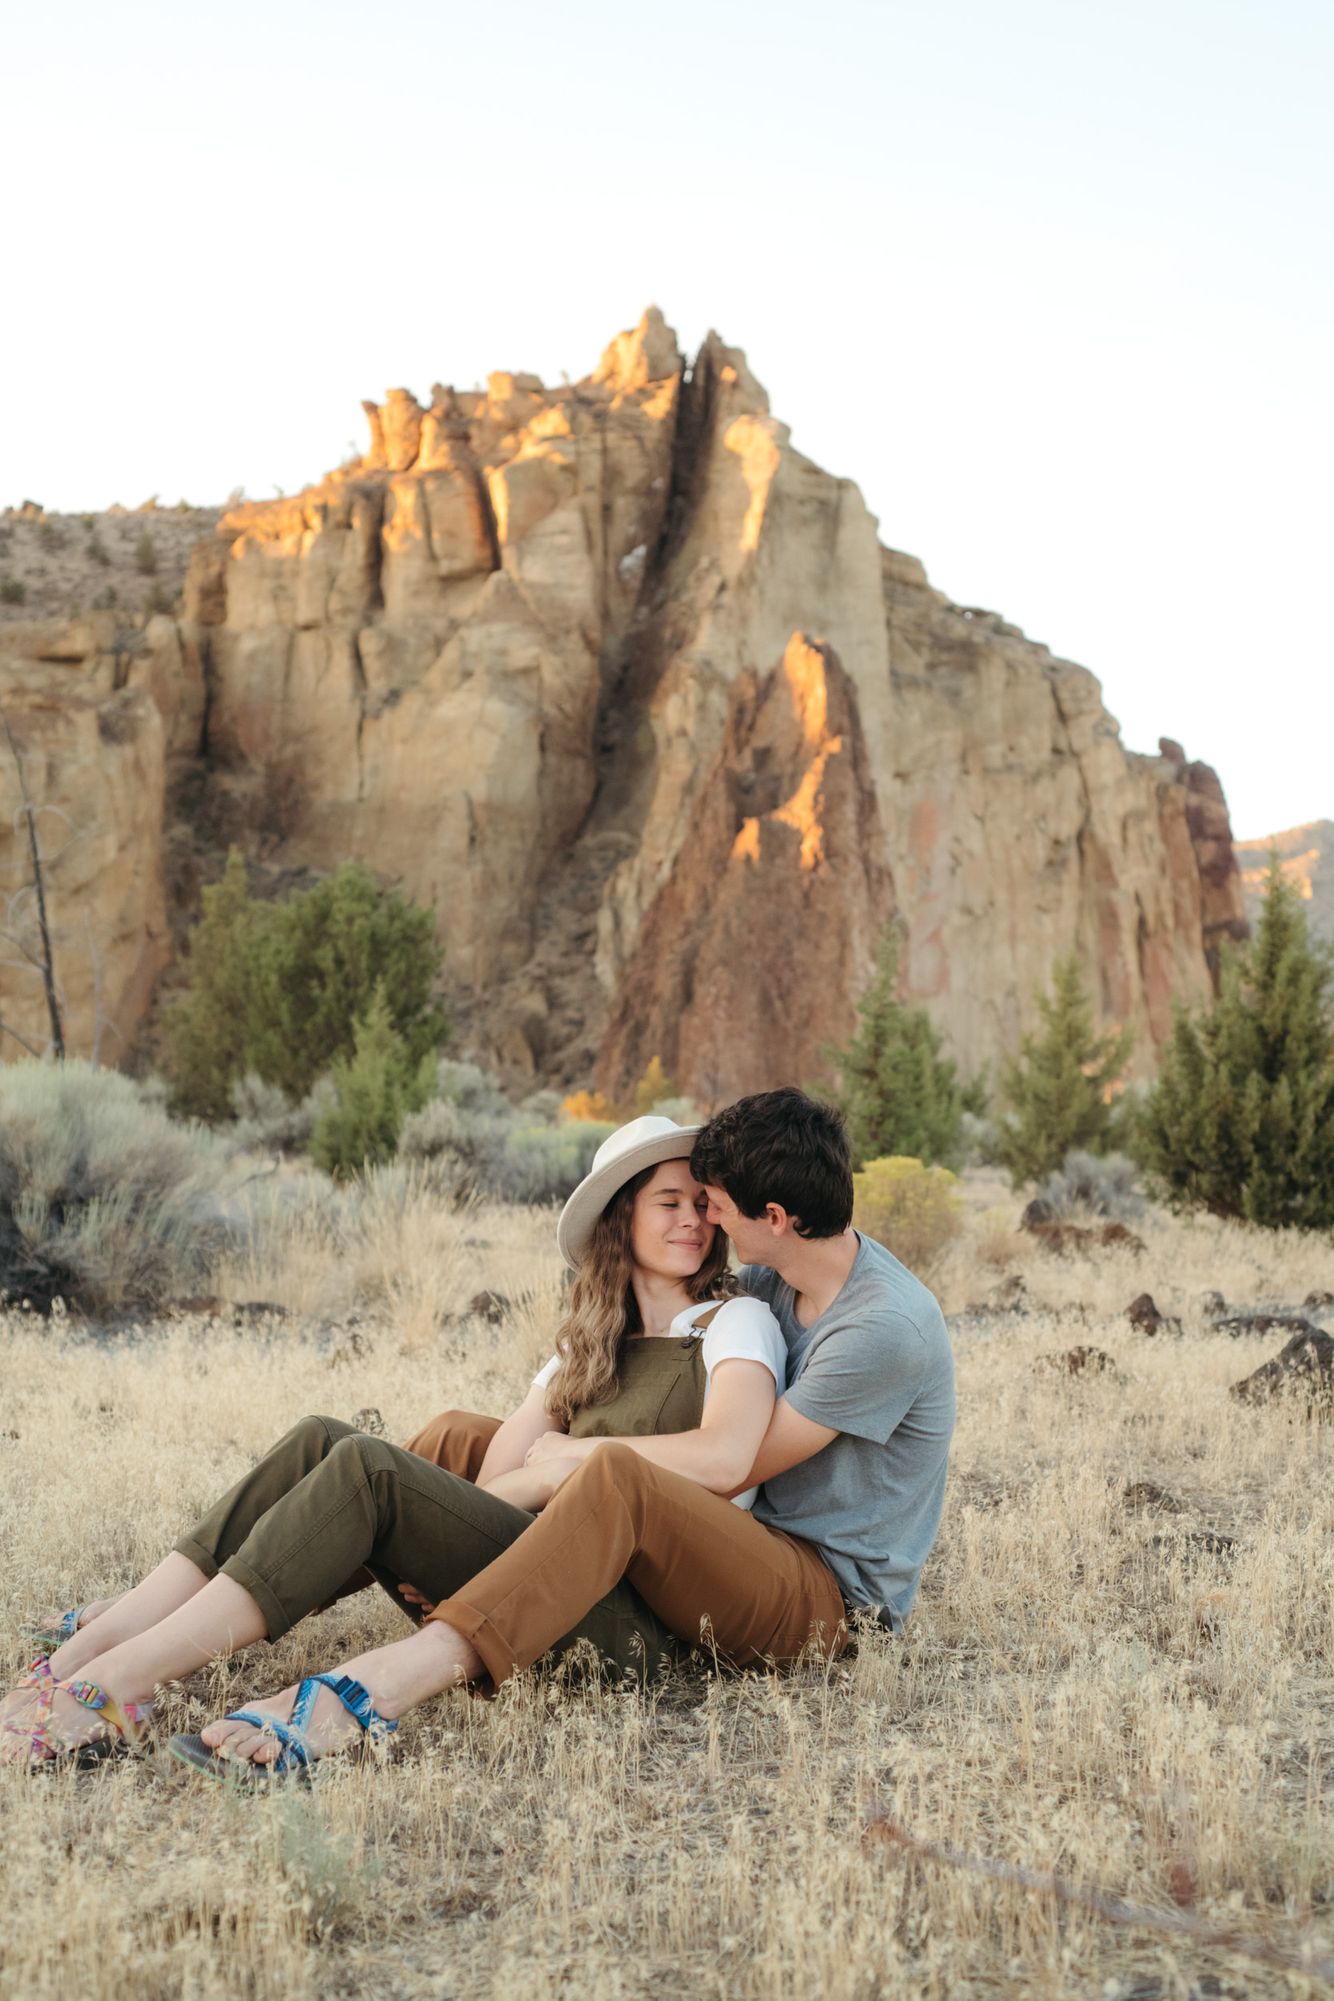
xmin=0 ymin=310 xmax=1249 ymax=1092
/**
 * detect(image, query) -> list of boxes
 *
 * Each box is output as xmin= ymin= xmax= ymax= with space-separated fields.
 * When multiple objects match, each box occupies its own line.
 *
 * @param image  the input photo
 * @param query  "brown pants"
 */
xmin=422 ymin=1421 xmax=849 ymax=1688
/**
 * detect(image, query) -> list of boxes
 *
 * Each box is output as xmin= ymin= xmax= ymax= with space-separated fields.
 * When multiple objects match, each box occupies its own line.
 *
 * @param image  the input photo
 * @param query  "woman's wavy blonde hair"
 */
xmin=543 ymin=1161 xmax=737 ymax=1426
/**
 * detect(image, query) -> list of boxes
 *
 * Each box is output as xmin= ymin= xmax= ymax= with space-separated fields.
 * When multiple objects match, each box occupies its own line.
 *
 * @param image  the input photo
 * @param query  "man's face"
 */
xmin=700 ymin=1184 xmax=783 ymax=1266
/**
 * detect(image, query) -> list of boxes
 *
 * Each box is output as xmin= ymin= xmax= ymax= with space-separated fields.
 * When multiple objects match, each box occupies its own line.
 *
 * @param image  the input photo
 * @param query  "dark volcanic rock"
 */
xmin=1126 ymin=1292 xmax=1182 ymax=1335
xmin=1122 ymin=1479 xmax=1184 ymax=1513
xmin=1038 ymin=1345 xmax=1119 ymax=1377
xmin=1027 ymin=1221 xmax=1146 ymax=1256
xmin=1215 ymin=1311 xmax=1319 ymax=1340
xmin=1231 ymin=1326 xmax=1334 ymax=1412
xmin=468 ymin=1289 xmax=511 ymax=1325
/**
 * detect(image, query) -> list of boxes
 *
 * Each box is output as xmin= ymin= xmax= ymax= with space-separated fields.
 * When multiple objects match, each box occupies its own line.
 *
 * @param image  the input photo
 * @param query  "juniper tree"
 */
xmin=309 ymin=983 xmax=435 ymax=1178
xmin=826 ymin=930 xmax=964 ymax=1169
xmin=993 ymin=956 xmax=1133 ymax=1186
xmin=167 ymin=853 xmax=448 ymax=1119
xmin=1138 ymin=860 xmax=1334 ymax=1228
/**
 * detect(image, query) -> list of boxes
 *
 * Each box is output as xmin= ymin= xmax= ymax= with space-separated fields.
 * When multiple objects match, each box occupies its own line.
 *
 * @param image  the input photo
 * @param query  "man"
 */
xmin=691 ymin=1087 xmax=956 ymax=1635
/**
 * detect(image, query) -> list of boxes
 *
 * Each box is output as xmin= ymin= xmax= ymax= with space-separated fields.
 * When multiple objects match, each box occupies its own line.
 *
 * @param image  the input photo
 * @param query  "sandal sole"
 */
xmin=168 ymin=1731 xmax=309 ymax=1788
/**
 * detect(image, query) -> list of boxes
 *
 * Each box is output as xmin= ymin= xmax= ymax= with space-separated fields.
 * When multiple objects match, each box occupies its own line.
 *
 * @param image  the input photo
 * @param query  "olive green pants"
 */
xmin=174 ymin=1413 xmax=683 ymax=1682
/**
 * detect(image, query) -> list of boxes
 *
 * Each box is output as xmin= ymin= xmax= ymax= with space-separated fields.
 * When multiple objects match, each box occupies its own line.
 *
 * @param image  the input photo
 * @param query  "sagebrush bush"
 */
xmin=229 ymin=1073 xmax=334 ymax=1155
xmin=0 ymin=1061 xmax=234 ymax=1315
xmin=851 ymin=1155 xmax=964 ymax=1273
xmin=1028 ymin=1149 xmax=1146 ymax=1223
xmin=398 ymin=1082 xmax=614 ymax=1205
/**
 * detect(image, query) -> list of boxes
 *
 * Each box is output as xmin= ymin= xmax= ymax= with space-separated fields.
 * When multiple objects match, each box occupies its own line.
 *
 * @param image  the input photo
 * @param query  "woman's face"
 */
xmin=629 ymin=1161 xmax=715 ymax=1281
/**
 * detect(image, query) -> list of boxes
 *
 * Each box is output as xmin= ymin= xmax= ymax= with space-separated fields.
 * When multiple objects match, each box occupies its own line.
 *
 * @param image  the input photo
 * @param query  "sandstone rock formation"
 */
xmin=0 ymin=615 xmax=185 ymax=1060
xmin=0 ymin=310 xmax=1250 ymax=1098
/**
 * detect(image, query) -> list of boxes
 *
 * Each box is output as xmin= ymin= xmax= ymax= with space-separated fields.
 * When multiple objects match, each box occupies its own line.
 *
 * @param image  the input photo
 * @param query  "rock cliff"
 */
xmin=0 ymin=310 xmax=1249 ymax=1098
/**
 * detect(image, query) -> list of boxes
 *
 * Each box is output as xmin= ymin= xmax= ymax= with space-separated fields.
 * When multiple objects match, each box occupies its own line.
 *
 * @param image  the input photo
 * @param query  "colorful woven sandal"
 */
xmin=1 ymin=1654 xmax=60 ymax=1760
xmin=168 ymin=1671 xmax=398 ymax=1786
xmin=5 ymin=1668 xmax=154 ymax=1769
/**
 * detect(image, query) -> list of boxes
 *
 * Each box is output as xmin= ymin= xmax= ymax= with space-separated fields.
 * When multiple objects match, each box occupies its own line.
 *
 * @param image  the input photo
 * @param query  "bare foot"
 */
xmin=75 ymin=1595 xmax=120 ymax=1628
xmin=199 ymin=1682 xmax=366 ymax=1768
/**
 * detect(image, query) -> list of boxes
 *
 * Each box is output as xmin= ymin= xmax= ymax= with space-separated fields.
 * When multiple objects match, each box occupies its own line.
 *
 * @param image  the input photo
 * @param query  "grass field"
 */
xmin=1 ymin=1175 xmax=1331 ymax=2000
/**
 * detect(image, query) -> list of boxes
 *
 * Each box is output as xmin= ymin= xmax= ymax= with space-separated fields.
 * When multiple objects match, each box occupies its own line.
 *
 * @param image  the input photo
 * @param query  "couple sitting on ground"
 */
xmin=3 ymin=1087 xmax=956 ymax=1776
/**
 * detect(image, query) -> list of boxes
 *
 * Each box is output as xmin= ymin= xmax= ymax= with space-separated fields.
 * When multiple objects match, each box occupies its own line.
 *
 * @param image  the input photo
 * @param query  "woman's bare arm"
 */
xmin=476 ymin=1381 xmax=567 ymax=1488
xmin=526 ymin=1358 xmax=777 ymax=1495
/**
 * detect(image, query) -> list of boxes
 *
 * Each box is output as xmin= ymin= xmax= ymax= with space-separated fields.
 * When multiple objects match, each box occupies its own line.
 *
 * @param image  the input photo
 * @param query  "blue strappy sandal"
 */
xmin=22 ymin=1606 xmax=90 ymax=1654
xmin=166 ymin=1672 xmax=397 ymax=1786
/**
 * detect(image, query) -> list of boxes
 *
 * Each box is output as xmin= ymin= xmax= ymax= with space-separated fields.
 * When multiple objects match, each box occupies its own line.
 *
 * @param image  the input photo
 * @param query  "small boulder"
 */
xmin=1216 ymin=1311 xmax=1317 ymax=1340
xmin=1231 ymin=1326 xmax=1334 ymax=1413
xmin=1126 ymin=1292 xmax=1182 ymax=1336
xmin=1148 ymin=1528 xmax=1237 ymax=1559
xmin=1028 ymin=1222 xmax=1146 ymax=1257
xmin=351 ymin=1406 xmax=386 ymax=1436
xmin=1122 ymin=1479 xmax=1183 ymax=1513
xmin=1304 ymin=1289 xmax=1334 ymax=1311
xmin=1037 ymin=1345 xmax=1119 ymax=1377
xmin=1019 ymin=1196 xmax=1055 ymax=1231
xmin=1198 ymin=1289 xmax=1227 ymax=1319
xmin=469 ymin=1289 xmax=511 ymax=1325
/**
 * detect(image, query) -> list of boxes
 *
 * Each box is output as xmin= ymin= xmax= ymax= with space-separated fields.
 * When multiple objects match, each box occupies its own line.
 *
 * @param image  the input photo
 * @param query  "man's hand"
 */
xmin=398 ymin=1581 xmax=437 ymax=1615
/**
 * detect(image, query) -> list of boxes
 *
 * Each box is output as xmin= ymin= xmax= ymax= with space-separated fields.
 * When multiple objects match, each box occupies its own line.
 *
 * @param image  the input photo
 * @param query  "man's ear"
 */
xmin=764 ymin=1203 xmax=797 ymax=1237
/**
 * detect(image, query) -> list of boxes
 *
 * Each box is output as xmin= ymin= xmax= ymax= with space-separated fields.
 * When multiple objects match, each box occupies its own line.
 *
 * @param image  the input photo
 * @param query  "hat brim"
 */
xmin=556 ymin=1126 xmax=703 ymax=1271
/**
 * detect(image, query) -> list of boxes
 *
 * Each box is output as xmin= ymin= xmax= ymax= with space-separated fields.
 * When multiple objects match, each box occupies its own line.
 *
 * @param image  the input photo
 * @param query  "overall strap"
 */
xmin=689 ymin=1302 xmax=728 ymax=1335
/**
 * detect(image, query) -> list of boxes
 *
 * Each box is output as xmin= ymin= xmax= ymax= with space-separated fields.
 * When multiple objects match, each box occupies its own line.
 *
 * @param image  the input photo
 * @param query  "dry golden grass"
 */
xmin=1 ymin=1175 xmax=1331 ymax=2000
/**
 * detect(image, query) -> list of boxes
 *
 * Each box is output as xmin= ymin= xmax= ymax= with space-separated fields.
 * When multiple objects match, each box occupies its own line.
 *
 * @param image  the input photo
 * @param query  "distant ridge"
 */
xmin=1234 ymin=821 xmax=1333 ymax=948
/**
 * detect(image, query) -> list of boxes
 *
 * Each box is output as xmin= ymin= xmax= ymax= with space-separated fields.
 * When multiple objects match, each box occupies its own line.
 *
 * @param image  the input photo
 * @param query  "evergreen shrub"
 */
xmin=309 ymin=986 xmax=435 ymax=1180
xmin=1138 ymin=861 xmax=1334 ymax=1228
xmin=825 ymin=931 xmax=965 ymax=1168
xmin=167 ymin=851 xmax=448 ymax=1118
xmin=993 ymin=957 xmax=1132 ymax=1186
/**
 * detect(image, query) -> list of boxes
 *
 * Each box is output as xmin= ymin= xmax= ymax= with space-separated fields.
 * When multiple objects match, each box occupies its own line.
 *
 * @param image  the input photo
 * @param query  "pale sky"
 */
xmin=6 ymin=0 xmax=1331 ymax=839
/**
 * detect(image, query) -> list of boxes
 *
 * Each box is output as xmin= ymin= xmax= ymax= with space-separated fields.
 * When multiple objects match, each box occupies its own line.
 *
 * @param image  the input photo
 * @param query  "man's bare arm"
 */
xmin=727 ymin=1397 xmax=837 ymax=1496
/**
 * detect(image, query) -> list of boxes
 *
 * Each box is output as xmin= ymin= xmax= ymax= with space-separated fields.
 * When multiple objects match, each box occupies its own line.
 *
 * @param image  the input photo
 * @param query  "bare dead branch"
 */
xmin=0 ymin=707 xmax=64 ymax=1059
xmin=863 ymin=1818 xmax=1334 ymax=1988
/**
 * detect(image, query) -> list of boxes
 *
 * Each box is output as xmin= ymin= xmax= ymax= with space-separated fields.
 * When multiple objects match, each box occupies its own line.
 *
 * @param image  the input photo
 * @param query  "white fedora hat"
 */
xmin=556 ymin=1115 xmax=702 ymax=1271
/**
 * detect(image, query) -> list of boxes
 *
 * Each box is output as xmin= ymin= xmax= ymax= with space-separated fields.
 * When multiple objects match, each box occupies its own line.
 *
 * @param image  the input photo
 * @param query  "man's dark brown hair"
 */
xmin=689 ymin=1087 xmax=854 ymax=1239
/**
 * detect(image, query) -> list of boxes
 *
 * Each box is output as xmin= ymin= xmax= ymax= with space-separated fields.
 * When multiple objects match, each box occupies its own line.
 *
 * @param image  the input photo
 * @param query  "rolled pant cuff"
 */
xmin=219 ymin=1554 xmax=294 ymax=1643
xmin=173 ymin=1535 xmax=221 ymax=1579
xmin=428 ymin=1595 xmax=521 ymax=1688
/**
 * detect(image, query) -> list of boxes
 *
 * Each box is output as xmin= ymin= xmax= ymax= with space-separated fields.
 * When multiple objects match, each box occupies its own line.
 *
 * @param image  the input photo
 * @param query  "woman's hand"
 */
xmin=525 ymin=1431 xmax=596 ymax=1469
xmin=482 ymin=1459 xmax=582 ymax=1511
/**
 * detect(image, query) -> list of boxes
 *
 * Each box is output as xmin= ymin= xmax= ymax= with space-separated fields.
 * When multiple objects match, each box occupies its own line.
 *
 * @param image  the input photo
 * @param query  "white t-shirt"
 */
xmin=532 ymin=1295 xmax=786 ymax=1510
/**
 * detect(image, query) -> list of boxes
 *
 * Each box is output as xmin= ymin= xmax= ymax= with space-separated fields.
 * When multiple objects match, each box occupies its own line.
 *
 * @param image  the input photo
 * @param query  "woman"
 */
xmin=2 ymin=1116 xmax=788 ymax=1774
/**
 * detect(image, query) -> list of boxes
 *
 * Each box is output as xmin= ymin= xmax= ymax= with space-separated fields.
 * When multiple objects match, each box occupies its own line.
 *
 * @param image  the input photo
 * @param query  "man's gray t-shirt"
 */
xmin=742 ymin=1232 xmax=955 ymax=1630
